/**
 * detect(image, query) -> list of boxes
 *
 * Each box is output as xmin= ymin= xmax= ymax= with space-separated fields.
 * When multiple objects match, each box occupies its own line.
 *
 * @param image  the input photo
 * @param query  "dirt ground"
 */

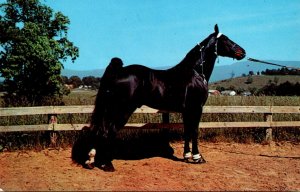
xmin=0 ymin=141 xmax=300 ymax=191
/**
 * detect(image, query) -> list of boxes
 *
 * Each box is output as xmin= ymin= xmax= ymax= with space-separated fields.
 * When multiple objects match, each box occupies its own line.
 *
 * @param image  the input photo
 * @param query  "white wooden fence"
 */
xmin=1 ymin=105 xmax=300 ymax=141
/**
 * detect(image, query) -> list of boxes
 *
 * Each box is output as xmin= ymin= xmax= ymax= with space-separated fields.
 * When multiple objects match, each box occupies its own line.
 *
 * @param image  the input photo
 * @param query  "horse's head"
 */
xmin=213 ymin=24 xmax=246 ymax=60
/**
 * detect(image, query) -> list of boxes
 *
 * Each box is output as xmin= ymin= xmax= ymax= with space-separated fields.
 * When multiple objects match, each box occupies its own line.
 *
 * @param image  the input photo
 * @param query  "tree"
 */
xmin=0 ymin=0 xmax=79 ymax=106
xmin=61 ymin=76 xmax=69 ymax=85
xmin=69 ymin=76 xmax=82 ymax=88
xmin=245 ymin=76 xmax=253 ymax=84
xmin=82 ymin=76 xmax=101 ymax=89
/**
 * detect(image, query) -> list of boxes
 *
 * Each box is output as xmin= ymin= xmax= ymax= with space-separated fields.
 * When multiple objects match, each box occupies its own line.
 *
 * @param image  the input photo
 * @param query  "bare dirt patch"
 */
xmin=1 ymin=141 xmax=300 ymax=191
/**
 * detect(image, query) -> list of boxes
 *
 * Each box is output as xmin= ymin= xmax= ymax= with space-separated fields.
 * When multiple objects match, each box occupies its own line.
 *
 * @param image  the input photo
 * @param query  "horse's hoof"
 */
xmin=100 ymin=163 xmax=115 ymax=172
xmin=183 ymin=152 xmax=192 ymax=162
xmin=193 ymin=154 xmax=206 ymax=164
xmin=194 ymin=158 xmax=206 ymax=164
xmin=84 ymin=163 xmax=95 ymax=169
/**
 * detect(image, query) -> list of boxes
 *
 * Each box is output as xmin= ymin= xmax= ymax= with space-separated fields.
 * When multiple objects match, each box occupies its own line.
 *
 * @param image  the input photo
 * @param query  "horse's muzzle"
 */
xmin=235 ymin=48 xmax=246 ymax=60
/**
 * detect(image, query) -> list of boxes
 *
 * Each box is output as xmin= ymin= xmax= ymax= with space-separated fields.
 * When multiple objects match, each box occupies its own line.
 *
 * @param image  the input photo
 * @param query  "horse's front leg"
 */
xmin=183 ymin=108 xmax=206 ymax=163
xmin=191 ymin=124 xmax=206 ymax=164
xmin=183 ymin=121 xmax=192 ymax=161
xmin=191 ymin=107 xmax=206 ymax=164
xmin=183 ymin=111 xmax=195 ymax=161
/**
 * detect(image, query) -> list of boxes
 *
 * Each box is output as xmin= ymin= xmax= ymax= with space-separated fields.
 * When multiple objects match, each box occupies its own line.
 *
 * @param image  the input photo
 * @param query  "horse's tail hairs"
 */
xmin=102 ymin=57 xmax=124 ymax=81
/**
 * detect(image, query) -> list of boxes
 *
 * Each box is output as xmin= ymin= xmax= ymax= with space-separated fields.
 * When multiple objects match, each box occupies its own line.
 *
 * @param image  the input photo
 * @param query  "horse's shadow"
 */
xmin=112 ymin=129 xmax=179 ymax=161
xmin=71 ymin=128 xmax=183 ymax=165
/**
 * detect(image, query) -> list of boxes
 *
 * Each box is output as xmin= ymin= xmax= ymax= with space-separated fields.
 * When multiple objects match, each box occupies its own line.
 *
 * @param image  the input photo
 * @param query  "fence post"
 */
xmin=264 ymin=113 xmax=273 ymax=142
xmin=48 ymin=114 xmax=58 ymax=147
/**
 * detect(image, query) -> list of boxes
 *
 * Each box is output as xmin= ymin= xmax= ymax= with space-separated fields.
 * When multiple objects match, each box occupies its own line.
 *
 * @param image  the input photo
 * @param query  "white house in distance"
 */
xmin=221 ymin=90 xmax=237 ymax=96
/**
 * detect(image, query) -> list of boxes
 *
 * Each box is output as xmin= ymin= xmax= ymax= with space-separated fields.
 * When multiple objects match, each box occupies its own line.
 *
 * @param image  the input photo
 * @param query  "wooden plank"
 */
xmin=1 ymin=105 xmax=300 ymax=117
xmin=137 ymin=105 xmax=300 ymax=114
xmin=271 ymin=106 xmax=300 ymax=114
xmin=125 ymin=121 xmax=300 ymax=129
xmin=0 ymin=106 xmax=54 ymax=116
xmin=271 ymin=121 xmax=300 ymax=127
xmin=51 ymin=105 xmax=94 ymax=114
xmin=0 ymin=105 xmax=95 ymax=116
xmin=202 ymin=106 xmax=272 ymax=113
xmin=199 ymin=122 xmax=271 ymax=128
xmin=54 ymin=124 xmax=89 ymax=131
xmin=134 ymin=106 xmax=160 ymax=113
xmin=1 ymin=121 xmax=300 ymax=132
xmin=0 ymin=124 xmax=50 ymax=132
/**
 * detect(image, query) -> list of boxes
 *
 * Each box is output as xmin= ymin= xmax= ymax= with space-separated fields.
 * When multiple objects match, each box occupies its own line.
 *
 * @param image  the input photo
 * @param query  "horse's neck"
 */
xmin=170 ymin=45 xmax=201 ymax=71
xmin=200 ymin=50 xmax=217 ymax=82
xmin=170 ymin=44 xmax=217 ymax=82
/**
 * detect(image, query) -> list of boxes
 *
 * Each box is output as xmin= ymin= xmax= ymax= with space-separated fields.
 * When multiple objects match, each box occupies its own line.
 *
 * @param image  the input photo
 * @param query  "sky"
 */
xmin=28 ymin=1 xmax=300 ymax=70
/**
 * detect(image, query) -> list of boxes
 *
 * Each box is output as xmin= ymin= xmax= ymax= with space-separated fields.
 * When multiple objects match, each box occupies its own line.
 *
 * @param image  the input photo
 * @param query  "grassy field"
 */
xmin=209 ymin=75 xmax=300 ymax=91
xmin=0 ymin=90 xmax=299 ymax=150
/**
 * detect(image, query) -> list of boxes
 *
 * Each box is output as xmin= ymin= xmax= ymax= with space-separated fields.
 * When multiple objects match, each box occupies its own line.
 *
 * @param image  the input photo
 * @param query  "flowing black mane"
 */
xmin=72 ymin=24 xmax=246 ymax=171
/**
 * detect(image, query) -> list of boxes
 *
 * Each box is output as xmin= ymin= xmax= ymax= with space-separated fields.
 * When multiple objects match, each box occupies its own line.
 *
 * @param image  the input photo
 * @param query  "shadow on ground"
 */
xmin=71 ymin=129 xmax=179 ymax=166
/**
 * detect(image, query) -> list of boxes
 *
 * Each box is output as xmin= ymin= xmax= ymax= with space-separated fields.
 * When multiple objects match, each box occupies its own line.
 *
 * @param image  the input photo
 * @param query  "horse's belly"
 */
xmin=145 ymin=89 xmax=186 ymax=112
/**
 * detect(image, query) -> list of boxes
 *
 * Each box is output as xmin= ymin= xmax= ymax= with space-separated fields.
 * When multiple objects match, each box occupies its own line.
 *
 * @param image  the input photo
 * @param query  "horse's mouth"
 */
xmin=235 ymin=50 xmax=246 ymax=60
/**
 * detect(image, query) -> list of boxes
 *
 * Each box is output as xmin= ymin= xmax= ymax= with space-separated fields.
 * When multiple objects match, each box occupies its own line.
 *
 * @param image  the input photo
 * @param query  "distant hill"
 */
xmin=209 ymin=60 xmax=300 ymax=82
xmin=61 ymin=69 xmax=104 ymax=78
xmin=209 ymin=75 xmax=300 ymax=91
xmin=1 ymin=60 xmax=298 ymax=82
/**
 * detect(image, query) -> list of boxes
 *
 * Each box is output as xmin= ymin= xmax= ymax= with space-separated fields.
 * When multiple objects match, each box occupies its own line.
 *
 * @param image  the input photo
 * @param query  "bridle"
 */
xmin=196 ymin=33 xmax=222 ymax=76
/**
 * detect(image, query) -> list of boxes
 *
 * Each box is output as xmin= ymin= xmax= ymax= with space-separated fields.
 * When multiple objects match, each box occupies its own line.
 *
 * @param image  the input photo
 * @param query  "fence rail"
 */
xmin=1 ymin=105 xmax=300 ymax=141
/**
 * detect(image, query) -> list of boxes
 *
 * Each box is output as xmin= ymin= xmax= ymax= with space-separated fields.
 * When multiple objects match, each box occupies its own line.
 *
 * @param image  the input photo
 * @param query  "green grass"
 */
xmin=62 ymin=90 xmax=97 ymax=105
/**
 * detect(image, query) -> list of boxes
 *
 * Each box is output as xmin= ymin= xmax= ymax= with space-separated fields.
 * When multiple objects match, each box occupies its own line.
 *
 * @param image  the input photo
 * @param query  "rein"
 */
xmin=247 ymin=57 xmax=300 ymax=71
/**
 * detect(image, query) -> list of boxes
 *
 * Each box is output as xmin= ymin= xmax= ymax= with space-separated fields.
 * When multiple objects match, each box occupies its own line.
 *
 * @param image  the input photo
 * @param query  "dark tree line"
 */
xmin=258 ymin=81 xmax=300 ymax=96
xmin=261 ymin=67 xmax=300 ymax=75
xmin=62 ymin=75 xmax=101 ymax=89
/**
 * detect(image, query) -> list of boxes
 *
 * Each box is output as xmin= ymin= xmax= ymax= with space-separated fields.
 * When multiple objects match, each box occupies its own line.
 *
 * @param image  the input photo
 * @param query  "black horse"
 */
xmin=72 ymin=24 xmax=246 ymax=171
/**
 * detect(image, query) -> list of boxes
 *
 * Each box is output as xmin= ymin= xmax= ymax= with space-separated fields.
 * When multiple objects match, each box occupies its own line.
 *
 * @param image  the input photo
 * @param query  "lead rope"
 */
xmin=247 ymin=57 xmax=300 ymax=70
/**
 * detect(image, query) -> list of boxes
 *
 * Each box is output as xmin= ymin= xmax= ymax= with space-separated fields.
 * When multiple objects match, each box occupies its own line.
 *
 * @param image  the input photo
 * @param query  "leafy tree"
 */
xmin=82 ymin=76 xmax=101 ymax=89
xmin=0 ymin=0 xmax=79 ymax=106
xmin=61 ymin=76 xmax=69 ymax=85
xmin=215 ymin=86 xmax=225 ymax=92
xmin=68 ymin=76 xmax=82 ymax=88
xmin=245 ymin=76 xmax=253 ymax=84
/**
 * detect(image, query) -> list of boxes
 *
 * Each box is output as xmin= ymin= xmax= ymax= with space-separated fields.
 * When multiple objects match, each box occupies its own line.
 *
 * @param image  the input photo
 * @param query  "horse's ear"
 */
xmin=214 ymin=24 xmax=219 ymax=34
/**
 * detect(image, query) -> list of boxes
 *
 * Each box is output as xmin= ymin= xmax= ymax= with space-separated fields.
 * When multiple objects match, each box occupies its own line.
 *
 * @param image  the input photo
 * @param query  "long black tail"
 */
xmin=90 ymin=58 xmax=124 ymax=134
xmin=102 ymin=57 xmax=123 ymax=81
